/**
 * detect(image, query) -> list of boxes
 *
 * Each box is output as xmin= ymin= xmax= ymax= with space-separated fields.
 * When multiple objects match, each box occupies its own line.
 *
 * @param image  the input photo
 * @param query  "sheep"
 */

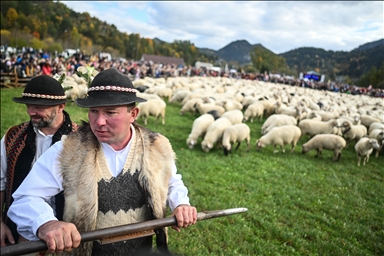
xmin=201 ymin=118 xmax=233 ymax=152
xmin=194 ymin=102 xmax=226 ymax=116
xmin=359 ymin=114 xmax=381 ymax=129
xmin=311 ymin=110 xmax=340 ymax=121
xmin=218 ymin=99 xmax=243 ymax=111
xmin=137 ymin=92 xmax=162 ymax=101
xmin=145 ymin=86 xmax=173 ymax=101
xmin=368 ymin=122 xmax=384 ymax=134
xmin=206 ymin=110 xmax=221 ymax=120
xmin=354 ymin=137 xmax=380 ymax=166
xmin=179 ymin=98 xmax=204 ymax=116
xmin=243 ymin=102 xmax=264 ymax=123
xmin=186 ymin=114 xmax=215 ymax=149
xmin=275 ymin=101 xmax=302 ymax=121
xmin=221 ymin=109 xmax=244 ymax=125
xmin=301 ymin=134 xmax=347 ymax=162
xmin=368 ymin=129 xmax=384 ymax=157
xmin=339 ymin=121 xmax=367 ymax=147
xmin=136 ymin=98 xmax=166 ymax=125
xmin=222 ymin=123 xmax=251 ymax=156
xmin=298 ymin=119 xmax=339 ymax=139
xmin=256 ymin=125 xmax=302 ymax=153
xmin=261 ymin=114 xmax=289 ymax=133
xmin=169 ymin=89 xmax=190 ymax=103
xmin=262 ymin=115 xmax=298 ymax=135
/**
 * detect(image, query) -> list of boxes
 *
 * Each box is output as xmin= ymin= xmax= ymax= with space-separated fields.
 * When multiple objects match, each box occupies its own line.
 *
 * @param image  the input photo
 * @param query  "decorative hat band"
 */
xmin=22 ymin=93 xmax=67 ymax=100
xmin=87 ymin=85 xmax=137 ymax=93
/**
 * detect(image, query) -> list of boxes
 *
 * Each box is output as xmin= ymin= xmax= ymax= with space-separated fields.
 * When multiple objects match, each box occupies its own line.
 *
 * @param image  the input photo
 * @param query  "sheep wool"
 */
xmin=302 ymin=134 xmax=346 ymax=162
xmin=222 ymin=123 xmax=251 ymax=156
xmin=354 ymin=137 xmax=380 ymax=166
xmin=256 ymin=125 xmax=302 ymax=154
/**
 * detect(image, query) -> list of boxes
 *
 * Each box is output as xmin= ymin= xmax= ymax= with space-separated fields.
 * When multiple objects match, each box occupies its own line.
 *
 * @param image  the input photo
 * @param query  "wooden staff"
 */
xmin=1 ymin=208 xmax=248 ymax=256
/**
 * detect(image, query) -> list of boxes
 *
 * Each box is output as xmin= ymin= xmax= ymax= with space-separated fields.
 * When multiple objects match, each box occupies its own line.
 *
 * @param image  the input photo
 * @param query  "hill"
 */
xmin=1 ymin=0 xmax=383 ymax=84
xmin=196 ymin=38 xmax=383 ymax=81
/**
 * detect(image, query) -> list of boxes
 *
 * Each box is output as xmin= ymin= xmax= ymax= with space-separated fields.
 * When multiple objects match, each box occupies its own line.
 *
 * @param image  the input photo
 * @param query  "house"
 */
xmin=141 ymin=54 xmax=184 ymax=66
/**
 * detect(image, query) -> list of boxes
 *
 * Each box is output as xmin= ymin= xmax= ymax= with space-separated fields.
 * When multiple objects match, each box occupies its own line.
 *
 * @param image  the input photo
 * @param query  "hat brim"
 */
xmin=12 ymin=97 xmax=69 ymax=105
xmin=75 ymin=91 xmax=147 ymax=108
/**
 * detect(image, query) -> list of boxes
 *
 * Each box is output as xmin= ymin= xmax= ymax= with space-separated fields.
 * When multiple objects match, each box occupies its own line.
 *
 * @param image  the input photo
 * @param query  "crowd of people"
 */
xmin=1 ymin=46 xmax=383 ymax=98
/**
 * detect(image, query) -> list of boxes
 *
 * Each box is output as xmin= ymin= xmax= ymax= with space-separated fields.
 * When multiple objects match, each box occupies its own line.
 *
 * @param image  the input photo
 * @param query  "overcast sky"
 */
xmin=60 ymin=1 xmax=383 ymax=54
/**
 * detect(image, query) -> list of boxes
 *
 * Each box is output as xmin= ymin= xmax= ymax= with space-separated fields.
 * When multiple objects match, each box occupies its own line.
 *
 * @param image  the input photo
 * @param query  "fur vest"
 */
xmin=3 ymin=110 xmax=77 ymax=243
xmin=58 ymin=123 xmax=175 ymax=255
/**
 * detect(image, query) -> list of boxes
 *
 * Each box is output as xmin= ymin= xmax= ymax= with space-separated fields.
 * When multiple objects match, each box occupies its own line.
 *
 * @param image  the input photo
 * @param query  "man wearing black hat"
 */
xmin=8 ymin=68 xmax=197 ymax=255
xmin=0 ymin=75 xmax=78 ymax=248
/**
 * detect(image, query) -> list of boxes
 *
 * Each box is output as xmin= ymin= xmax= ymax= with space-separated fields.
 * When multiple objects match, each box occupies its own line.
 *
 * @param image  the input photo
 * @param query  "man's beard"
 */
xmin=31 ymin=110 xmax=57 ymax=128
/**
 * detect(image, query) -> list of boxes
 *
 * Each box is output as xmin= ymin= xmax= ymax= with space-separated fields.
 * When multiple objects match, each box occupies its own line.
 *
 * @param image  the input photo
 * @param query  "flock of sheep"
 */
xmin=62 ymin=73 xmax=384 ymax=167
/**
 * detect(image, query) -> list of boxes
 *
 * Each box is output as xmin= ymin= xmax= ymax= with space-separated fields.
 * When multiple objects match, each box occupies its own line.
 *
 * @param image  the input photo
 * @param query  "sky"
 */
xmin=60 ymin=1 xmax=383 ymax=54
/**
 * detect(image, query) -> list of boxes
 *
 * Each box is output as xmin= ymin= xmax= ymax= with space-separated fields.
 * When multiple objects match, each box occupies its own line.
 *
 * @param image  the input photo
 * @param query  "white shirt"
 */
xmin=7 ymin=127 xmax=190 ymax=241
xmin=1 ymin=127 xmax=54 ymax=191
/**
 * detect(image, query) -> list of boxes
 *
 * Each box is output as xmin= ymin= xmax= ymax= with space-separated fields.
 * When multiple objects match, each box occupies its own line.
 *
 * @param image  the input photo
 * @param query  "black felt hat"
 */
xmin=12 ymin=75 xmax=68 ymax=105
xmin=76 ymin=68 xmax=147 ymax=108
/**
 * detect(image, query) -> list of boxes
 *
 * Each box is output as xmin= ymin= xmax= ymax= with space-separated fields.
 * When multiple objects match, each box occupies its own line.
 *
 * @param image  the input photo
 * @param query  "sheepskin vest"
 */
xmin=59 ymin=123 xmax=175 ymax=256
xmin=3 ymin=111 xmax=77 ymax=243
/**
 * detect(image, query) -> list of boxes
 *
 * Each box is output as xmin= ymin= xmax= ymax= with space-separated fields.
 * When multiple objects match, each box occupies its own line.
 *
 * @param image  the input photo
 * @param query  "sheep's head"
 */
xmin=201 ymin=141 xmax=212 ymax=153
xmin=256 ymin=140 xmax=264 ymax=150
xmin=186 ymin=138 xmax=195 ymax=149
xmin=369 ymin=139 xmax=380 ymax=149
xmin=222 ymin=144 xmax=231 ymax=156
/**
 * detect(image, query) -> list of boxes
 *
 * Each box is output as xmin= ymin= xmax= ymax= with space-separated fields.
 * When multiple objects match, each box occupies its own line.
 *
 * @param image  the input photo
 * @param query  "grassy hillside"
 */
xmin=1 ymin=87 xmax=383 ymax=255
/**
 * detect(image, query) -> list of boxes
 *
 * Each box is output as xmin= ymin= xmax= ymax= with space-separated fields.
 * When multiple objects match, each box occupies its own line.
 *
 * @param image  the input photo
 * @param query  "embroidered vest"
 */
xmin=59 ymin=123 xmax=175 ymax=256
xmin=4 ymin=111 xmax=78 ymax=243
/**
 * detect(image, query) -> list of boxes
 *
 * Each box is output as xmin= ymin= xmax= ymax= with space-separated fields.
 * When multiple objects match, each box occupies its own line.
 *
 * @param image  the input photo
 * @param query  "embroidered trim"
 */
xmin=22 ymin=93 xmax=67 ymax=100
xmin=88 ymin=86 xmax=137 ymax=93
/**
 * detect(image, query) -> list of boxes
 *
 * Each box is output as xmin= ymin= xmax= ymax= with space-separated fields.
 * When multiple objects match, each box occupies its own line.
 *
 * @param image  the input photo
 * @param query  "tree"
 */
xmin=6 ymin=7 xmax=18 ymax=29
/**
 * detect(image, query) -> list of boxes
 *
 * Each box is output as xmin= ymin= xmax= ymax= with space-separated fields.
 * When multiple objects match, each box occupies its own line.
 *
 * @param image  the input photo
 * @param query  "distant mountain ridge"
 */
xmin=194 ymin=38 xmax=384 ymax=79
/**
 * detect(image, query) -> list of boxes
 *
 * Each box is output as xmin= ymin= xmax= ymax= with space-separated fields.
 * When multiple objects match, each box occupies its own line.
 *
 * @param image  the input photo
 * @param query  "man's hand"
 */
xmin=1 ymin=220 xmax=15 ymax=247
xmin=171 ymin=204 xmax=197 ymax=232
xmin=37 ymin=220 xmax=81 ymax=253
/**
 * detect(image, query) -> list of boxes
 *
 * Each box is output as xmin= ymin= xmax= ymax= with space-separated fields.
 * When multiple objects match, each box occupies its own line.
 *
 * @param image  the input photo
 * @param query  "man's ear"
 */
xmin=130 ymin=107 xmax=139 ymax=120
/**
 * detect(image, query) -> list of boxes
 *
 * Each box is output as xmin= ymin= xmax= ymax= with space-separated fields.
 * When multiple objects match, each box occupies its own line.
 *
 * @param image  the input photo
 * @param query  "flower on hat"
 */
xmin=77 ymin=66 xmax=99 ymax=87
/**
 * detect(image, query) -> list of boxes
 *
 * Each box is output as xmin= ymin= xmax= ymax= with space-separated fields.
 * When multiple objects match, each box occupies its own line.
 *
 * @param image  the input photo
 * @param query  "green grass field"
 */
xmin=1 ymin=87 xmax=383 ymax=255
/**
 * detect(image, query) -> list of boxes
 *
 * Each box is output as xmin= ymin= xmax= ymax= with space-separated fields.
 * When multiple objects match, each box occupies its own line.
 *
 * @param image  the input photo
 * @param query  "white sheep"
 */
xmin=339 ymin=121 xmax=367 ymax=147
xmin=169 ymin=89 xmax=190 ymax=103
xmin=298 ymin=119 xmax=339 ymax=139
xmin=256 ymin=125 xmax=302 ymax=153
xmin=262 ymin=115 xmax=298 ymax=135
xmin=194 ymin=102 xmax=226 ymax=116
xmin=221 ymin=109 xmax=244 ymax=125
xmin=368 ymin=129 xmax=384 ymax=157
xmin=354 ymin=137 xmax=380 ymax=166
xmin=368 ymin=122 xmax=384 ymax=134
xmin=136 ymin=98 xmax=166 ymax=125
xmin=301 ymin=134 xmax=346 ymax=162
xmin=275 ymin=101 xmax=302 ymax=121
xmin=359 ymin=114 xmax=381 ymax=129
xmin=311 ymin=110 xmax=340 ymax=121
xmin=145 ymin=86 xmax=173 ymax=101
xmin=222 ymin=123 xmax=251 ymax=156
xmin=261 ymin=114 xmax=289 ymax=133
xmin=179 ymin=98 xmax=204 ymax=116
xmin=243 ymin=101 xmax=264 ymax=123
xmin=201 ymin=118 xmax=233 ymax=152
xmin=186 ymin=114 xmax=215 ymax=149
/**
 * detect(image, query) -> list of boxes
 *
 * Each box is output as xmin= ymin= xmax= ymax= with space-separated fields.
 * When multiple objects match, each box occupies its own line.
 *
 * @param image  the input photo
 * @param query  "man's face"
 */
xmin=88 ymin=105 xmax=139 ymax=151
xmin=26 ymin=104 xmax=60 ymax=128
